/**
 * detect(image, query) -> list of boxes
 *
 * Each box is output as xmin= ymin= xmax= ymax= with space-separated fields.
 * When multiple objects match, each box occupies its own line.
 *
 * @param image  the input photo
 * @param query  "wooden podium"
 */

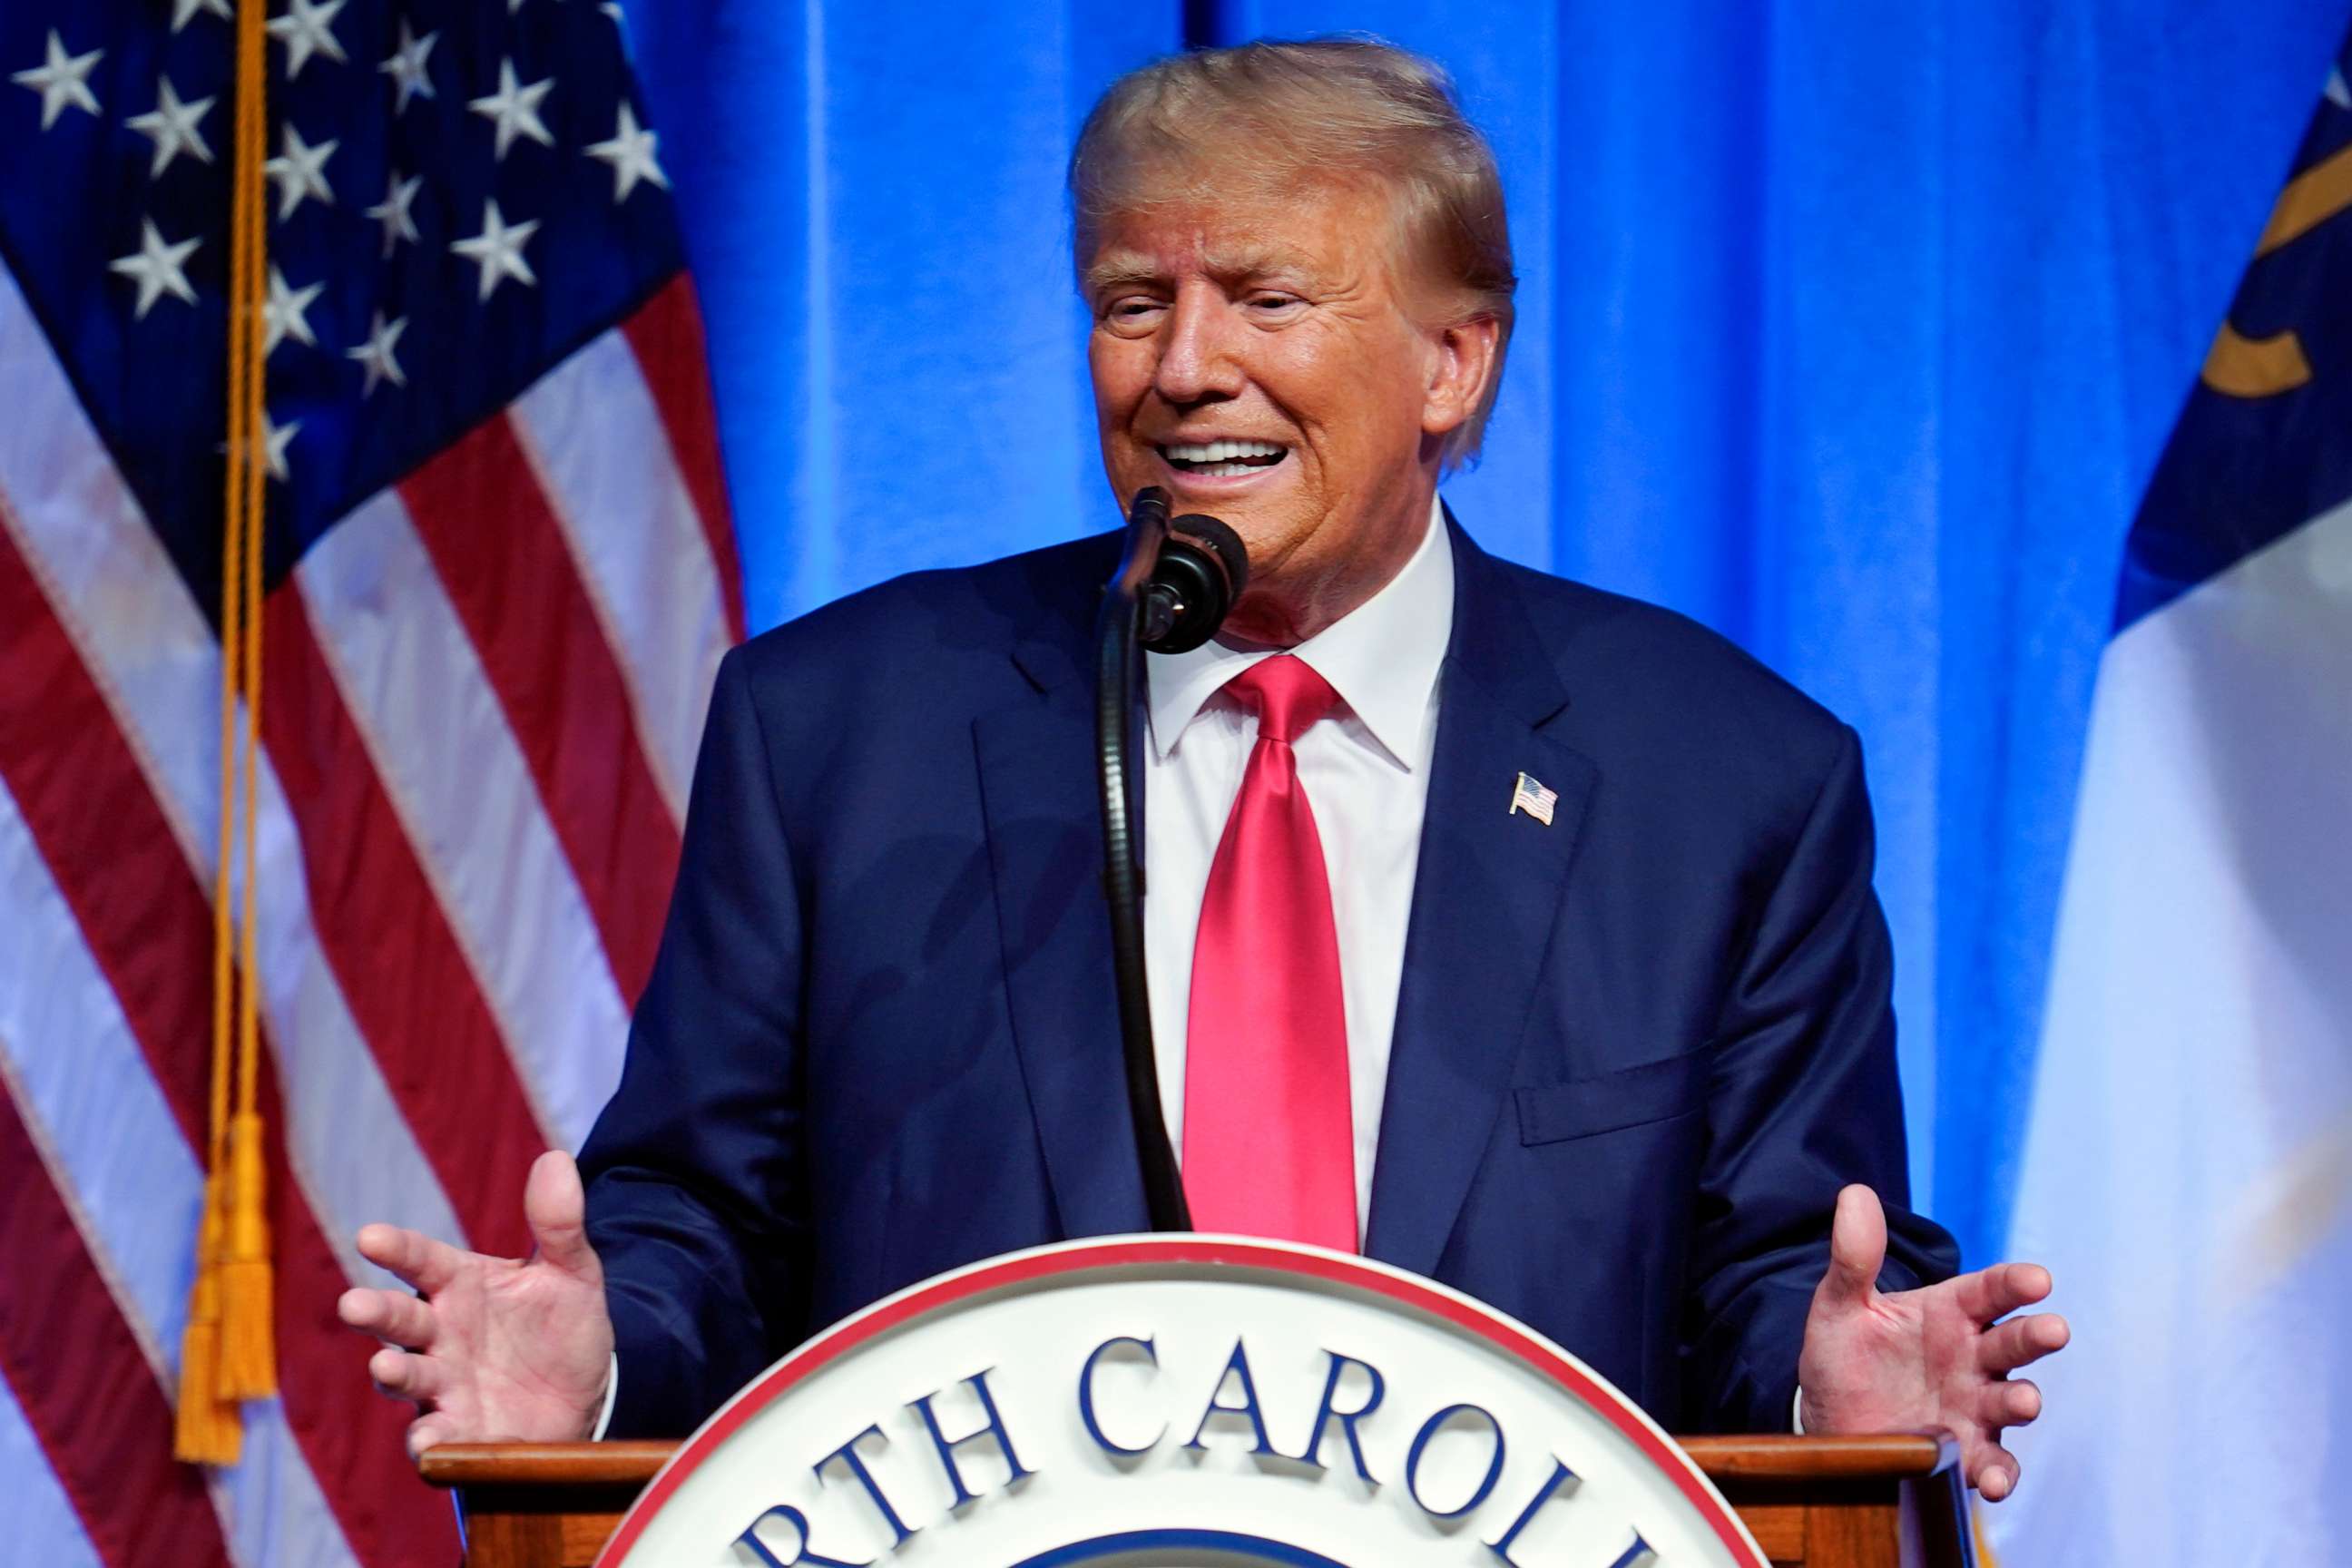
xmin=422 ymin=1433 xmax=1971 ymax=1568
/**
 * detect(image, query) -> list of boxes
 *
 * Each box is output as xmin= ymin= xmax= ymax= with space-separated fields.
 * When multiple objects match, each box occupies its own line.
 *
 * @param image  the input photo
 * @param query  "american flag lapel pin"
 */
xmin=1508 ymin=770 xmax=1557 ymax=826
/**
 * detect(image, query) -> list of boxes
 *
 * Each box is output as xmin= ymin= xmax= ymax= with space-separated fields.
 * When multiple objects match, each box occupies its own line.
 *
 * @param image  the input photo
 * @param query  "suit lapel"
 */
xmin=974 ymin=621 xmax=1150 ymax=1240
xmin=1365 ymin=525 xmax=1597 ymax=1278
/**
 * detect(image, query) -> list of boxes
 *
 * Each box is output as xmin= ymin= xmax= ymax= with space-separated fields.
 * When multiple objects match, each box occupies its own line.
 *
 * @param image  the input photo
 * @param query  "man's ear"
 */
xmin=1422 ymin=313 xmax=1502 ymax=439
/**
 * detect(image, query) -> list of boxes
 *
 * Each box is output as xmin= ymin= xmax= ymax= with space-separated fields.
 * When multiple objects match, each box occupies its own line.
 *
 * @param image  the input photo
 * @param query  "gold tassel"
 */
xmin=173 ymin=1174 xmax=242 ymax=1465
xmin=179 ymin=0 xmax=272 ymax=1466
xmin=214 ymin=1111 xmax=276 ymax=1398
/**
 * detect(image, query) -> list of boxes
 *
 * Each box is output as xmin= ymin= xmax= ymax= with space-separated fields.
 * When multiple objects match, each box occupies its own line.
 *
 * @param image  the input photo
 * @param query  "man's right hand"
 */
xmin=338 ymin=1149 xmax=616 ymax=1456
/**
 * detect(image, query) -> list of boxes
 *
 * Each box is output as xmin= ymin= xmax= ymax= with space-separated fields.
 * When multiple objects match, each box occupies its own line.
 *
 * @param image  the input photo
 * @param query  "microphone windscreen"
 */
xmin=1168 ymin=513 xmax=1249 ymax=599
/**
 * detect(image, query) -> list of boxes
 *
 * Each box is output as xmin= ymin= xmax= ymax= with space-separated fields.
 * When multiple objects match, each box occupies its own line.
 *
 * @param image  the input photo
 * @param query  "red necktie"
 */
xmin=1181 ymin=655 xmax=1356 ymax=1250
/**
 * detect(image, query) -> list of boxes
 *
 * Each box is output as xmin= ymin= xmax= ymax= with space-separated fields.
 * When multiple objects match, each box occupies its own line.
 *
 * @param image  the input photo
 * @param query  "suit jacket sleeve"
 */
xmin=577 ymin=647 xmax=813 ymax=1437
xmin=1680 ymin=723 xmax=1960 ymax=1432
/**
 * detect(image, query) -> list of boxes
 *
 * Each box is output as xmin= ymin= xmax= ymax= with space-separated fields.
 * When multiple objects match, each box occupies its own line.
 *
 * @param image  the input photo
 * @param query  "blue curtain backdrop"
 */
xmin=622 ymin=0 xmax=2345 ymax=1273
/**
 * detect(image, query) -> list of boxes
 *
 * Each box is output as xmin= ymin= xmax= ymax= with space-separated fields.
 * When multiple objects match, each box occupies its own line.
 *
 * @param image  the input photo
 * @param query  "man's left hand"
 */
xmin=1798 ymin=1184 xmax=2069 ymax=1500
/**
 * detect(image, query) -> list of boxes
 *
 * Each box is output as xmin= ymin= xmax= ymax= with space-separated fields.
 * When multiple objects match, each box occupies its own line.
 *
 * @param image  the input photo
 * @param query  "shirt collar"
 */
xmin=1147 ymin=493 xmax=1455 ymax=770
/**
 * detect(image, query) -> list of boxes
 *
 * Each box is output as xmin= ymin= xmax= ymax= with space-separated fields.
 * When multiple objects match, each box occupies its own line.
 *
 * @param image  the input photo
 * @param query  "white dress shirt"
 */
xmin=1143 ymin=495 xmax=1453 ymax=1236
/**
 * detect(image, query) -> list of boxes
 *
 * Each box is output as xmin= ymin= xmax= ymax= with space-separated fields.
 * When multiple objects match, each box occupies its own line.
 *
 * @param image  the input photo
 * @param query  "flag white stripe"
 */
xmin=513 ymin=328 xmax=731 ymax=822
xmin=0 ymin=779 xmax=362 ymax=1568
xmin=221 ymin=1401 xmax=368 ymax=1568
xmin=1994 ymin=500 xmax=2352 ymax=1566
xmin=0 ymin=257 xmax=468 ymax=1269
xmin=0 ymin=1370 xmax=106 ymax=1568
xmin=296 ymin=491 xmax=631 ymax=1150
xmin=0 ymin=775 xmax=201 ymax=1371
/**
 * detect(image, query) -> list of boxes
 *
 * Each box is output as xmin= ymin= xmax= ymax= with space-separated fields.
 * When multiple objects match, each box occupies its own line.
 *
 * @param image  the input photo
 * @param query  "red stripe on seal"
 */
xmin=621 ymin=273 xmax=747 ymax=645
xmin=0 ymin=512 xmax=459 ymax=1567
xmin=397 ymin=415 xmax=681 ymax=1004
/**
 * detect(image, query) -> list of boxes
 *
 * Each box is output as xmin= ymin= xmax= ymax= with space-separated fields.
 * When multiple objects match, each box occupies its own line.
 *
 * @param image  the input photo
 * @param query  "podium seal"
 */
xmin=598 ymin=1237 xmax=1769 ymax=1568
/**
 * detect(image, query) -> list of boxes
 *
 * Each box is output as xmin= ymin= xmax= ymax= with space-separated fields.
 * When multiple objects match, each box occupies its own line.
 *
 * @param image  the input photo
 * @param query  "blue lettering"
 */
xmin=732 ymin=1504 xmax=870 ymax=1568
xmin=811 ymin=1425 xmax=917 ymax=1548
xmin=1289 ymin=1350 xmax=1386 ymax=1483
xmin=1485 ymin=1458 xmax=1581 ymax=1563
xmin=1183 ymin=1338 xmax=1276 ymax=1455
xmin=1405 ymin=1404 xmax=1506 ymax=1521
xmin=1602 ymin=1532 xmax=1657 ymax=1568
xmin=907 ymin=1367 xmax=1034 ymax=1509
xmin=1077 ymin=1336 xmax=1166 ymax=1457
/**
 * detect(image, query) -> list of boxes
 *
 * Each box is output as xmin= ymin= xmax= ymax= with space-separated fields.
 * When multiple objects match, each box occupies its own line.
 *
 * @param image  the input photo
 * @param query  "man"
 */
xmin=341 ymin=39 xmax=2067 ymax=1499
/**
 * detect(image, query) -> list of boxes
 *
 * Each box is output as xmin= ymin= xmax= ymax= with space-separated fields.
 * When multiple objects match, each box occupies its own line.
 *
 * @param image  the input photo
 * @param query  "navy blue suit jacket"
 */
xmin=578 ymin=517 xmax=1958 ymax=1439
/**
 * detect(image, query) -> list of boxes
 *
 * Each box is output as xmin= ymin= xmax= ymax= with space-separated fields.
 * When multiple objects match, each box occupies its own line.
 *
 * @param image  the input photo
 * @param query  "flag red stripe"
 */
xmin=0 ymin=518 xmax=459 ymax=1568
xmin=399 ymin=418 xmax=681 ymax=1004
xmin=262 ymin=587 xmax=544 ymax=1256
xmin=622 ymin=273 xmax=748 ymax=644
xmin=0 ymin=1084 xmax=233 ymax=1568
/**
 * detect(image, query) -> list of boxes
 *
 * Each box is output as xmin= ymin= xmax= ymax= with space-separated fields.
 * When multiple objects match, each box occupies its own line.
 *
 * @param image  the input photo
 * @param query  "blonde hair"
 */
xmin=1070 ymin=37 xmax=1517 ymax=468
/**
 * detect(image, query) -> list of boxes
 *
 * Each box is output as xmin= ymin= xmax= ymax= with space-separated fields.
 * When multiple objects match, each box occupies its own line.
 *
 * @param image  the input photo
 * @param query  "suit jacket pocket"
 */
xmin=1514 ymin=1045 xmax=1710 ymax=1145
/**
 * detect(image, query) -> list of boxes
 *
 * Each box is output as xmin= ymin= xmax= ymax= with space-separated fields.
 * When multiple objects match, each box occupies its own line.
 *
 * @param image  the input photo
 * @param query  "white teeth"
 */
xmin=1162 ymin=438 xmax=1285 ymax=463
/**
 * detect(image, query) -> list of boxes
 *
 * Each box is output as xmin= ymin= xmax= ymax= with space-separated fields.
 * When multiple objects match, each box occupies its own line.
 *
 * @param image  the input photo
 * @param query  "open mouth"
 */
xmin=1158 ymin=439 xmax=1289 ymax=478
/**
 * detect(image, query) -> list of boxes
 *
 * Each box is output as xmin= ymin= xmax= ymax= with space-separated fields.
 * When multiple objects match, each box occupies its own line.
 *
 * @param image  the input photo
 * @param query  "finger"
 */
xmin=1978 ymin=1311 xmax=2070 ymax=1374
xmin=524 ymin=1151 xmax=600 ymax=1281
xmin=356 ymin=1222 xmax=468 ymax=1296
xmin=368 ymin=1346 xmax=448 ymax=1406
xmin=1815 ymin=1184 xmax=1887 ymax=1308
xmin=1951 ymin=1260 xmax=2053 ymax=1324
xmin=1984 ymin=1377 xmax=2042 ymax=1429
xmin=337 ymin=1287 xmax=436 ymax=1349
xmin=1972 ymin=1443 xmax=2022 ymax=1502
xmin=407 ymin=1412 xmax=457 ymax=1459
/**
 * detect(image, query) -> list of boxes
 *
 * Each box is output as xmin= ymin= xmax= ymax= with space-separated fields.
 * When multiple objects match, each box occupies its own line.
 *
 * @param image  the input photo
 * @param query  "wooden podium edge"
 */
xmin=417 ymin=1431 xmax=1959 ymax=1487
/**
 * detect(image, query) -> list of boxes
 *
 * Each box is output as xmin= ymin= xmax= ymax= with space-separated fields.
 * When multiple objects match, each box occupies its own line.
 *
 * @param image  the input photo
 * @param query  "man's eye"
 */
xmin=1107 ymin=298 xmax=1163 ymax=320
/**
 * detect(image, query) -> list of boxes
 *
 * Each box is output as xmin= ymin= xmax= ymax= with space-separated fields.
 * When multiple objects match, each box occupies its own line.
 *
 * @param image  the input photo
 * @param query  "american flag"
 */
xmin=1508 ymin=769 xmax=1556 ymax=826
xmin=0 ymin=2 xmax=740 ymax=1564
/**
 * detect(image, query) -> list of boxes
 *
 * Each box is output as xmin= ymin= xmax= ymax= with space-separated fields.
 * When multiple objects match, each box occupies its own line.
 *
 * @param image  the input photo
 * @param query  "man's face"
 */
xmin=1083 ymin=178 xmax=1468 ymax=641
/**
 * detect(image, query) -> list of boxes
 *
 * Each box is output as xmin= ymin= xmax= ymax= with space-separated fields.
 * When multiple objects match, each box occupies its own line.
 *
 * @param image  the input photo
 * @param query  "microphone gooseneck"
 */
xmin=1093 ymin=487 xmax=1250 ymax=1232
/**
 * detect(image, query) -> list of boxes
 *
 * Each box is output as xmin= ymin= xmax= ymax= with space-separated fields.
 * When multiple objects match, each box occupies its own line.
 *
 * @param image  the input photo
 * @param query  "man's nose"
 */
xmin=1152 ymin=289 xmax=1245 ymax=405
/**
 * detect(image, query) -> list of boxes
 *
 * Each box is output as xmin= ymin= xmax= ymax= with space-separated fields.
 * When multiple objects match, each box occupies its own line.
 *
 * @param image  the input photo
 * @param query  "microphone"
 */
xmin=1093 ymin=486 xmax=1253 ymax=1232
xmin=1139 ymin=513 xmax=1250 ymax=654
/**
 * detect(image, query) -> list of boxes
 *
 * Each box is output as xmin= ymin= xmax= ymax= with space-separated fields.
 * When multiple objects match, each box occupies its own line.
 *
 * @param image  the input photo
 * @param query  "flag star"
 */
xmin=365 ymin=171 xmax=423 ymax=258
xmin=108 ymin=219 xmax=201 ymax=318
xmin=172 ymin=0 xmax=233 ymax=30
xmin=450 ymin=199 xmax=539 ymax=300
xmin=584 ymin=101 xmax=667 ymax=201
xmin=2331 ymin=66 xmax=2351 ymax=111
xmin=262 ymin=265 xmax=322 ymax=356
xmin=263 ymin=122 xmax=338 ymax=220
xmin=261 ymin=413 xmax=299 ymax=483
xmin=220 ymin=412 xmax=299 ymax=481
xmin=467 ymin=58 xmax=554 ymax=161
xmin=347 ymin=310 xmax=408 ymax=396
xmin=126 ymin=76 xmax=216 ymax=178
xmin=378 ymin=20 xmax=437 ymax=114
xmin=12 ymin=30 xmax=103 ymax=131
xmin=267 ymin=0 xmax=348 ymax=81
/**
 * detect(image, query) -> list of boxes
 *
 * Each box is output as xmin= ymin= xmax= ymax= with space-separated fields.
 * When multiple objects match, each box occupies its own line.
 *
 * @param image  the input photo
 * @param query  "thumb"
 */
xmin=524 ymin=1150 xmax=599 ymax=1280
xmin=1817 ymin=1183 xmax=1887 ymax=1310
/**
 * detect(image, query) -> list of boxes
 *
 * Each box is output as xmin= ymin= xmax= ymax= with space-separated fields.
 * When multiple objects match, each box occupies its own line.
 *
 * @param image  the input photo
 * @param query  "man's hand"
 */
xmin=1798 ymin=1184 xmax=2068 ymax=1501
xmin=338 ymin=1150 xmax=616 ymax=1457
